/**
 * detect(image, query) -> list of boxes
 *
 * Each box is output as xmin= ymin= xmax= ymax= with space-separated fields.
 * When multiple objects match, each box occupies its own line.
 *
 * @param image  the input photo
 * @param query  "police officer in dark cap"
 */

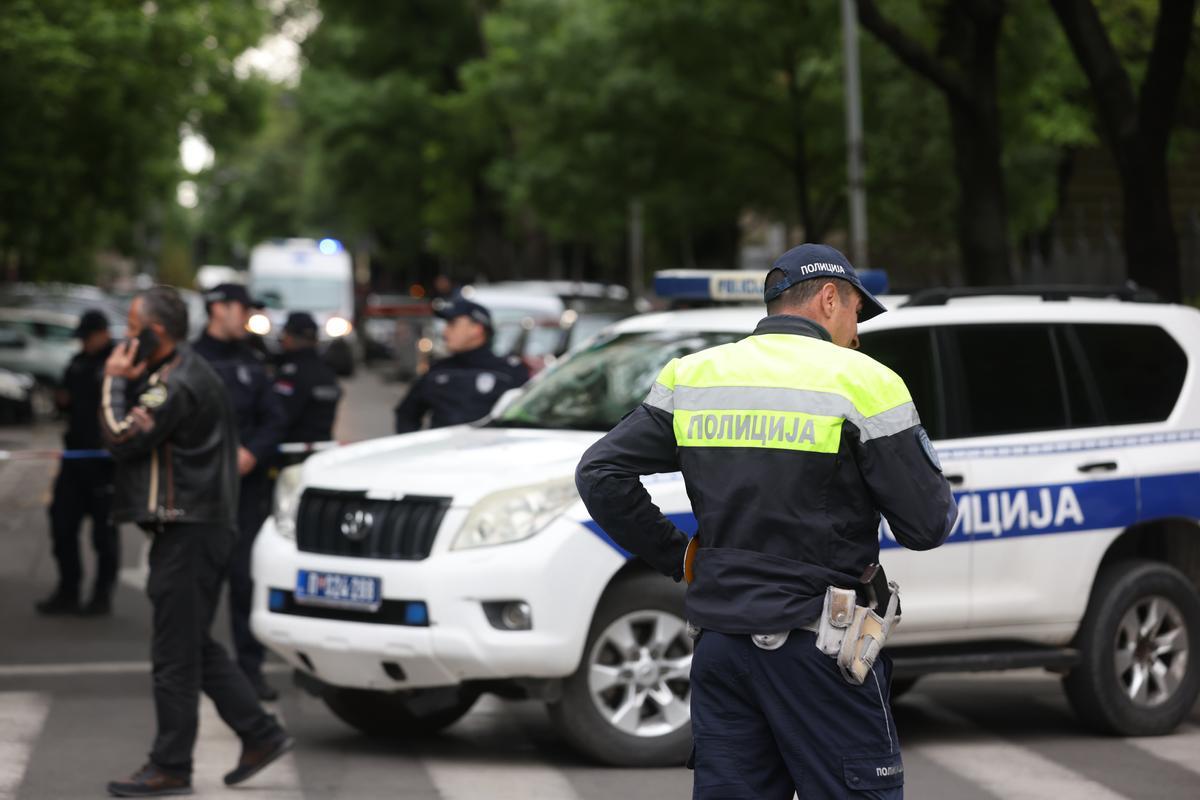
xmin=36 ymin=309 xmax=119 ymax=615
xmin=393 ymin=298 xmax=530 ymax=433
xmin=193 ymin=283 xmax=286 ymax=700
xmin=273 ymin=312 xmax=342 ymax=465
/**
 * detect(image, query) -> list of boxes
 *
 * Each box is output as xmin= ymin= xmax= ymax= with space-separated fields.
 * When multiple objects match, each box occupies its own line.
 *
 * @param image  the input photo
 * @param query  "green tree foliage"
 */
xmin=0 ymin=0 xmax=269 ymax=281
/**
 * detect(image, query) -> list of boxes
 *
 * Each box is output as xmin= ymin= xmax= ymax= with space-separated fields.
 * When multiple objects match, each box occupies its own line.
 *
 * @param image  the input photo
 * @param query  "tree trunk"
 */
xmin=1048 ymin=0 xmax=1196 ymax=302
xmin=855 ymin=0 xmax=1011 ymax=286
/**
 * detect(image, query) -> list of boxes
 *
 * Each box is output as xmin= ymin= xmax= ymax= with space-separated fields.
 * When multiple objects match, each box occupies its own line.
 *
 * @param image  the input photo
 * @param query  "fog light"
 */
xmin=483 ymin=600 xmax=532 ymax=631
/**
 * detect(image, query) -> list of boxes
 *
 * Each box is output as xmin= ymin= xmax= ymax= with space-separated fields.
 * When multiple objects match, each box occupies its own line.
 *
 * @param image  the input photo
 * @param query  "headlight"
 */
xmin=325 ymin=316 xmax=352 ymax=338
xmin=273 ymin=464 xmax=305 ymax=539
xmin=452 ymin=478 xmax=578 ymax=551
xmin=247 ymin=313 xmax=272 ymax=336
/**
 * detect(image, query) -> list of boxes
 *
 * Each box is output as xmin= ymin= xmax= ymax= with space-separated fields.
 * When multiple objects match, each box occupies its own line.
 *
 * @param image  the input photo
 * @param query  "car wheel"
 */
xmin=548 ymin=573 xmax=693 ymax=766
xmin=30 ymin=380 xmax=56 ymax=420
xmin=1063 ymin=559 xmax=1200 ymax=736
xmin=322 ymin=686 xmax=477 ymax=738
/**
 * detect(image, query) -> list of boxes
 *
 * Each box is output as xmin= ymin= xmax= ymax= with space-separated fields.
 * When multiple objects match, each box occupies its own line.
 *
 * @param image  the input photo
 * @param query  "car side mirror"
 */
xmin=492 ymin=387 xmax=522 ymax=417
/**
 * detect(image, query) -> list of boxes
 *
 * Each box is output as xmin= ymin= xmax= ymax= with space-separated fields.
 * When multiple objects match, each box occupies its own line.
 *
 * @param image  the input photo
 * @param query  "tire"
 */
xmin=1063 ymin=559 xmax=1200 ymax=736
xmin=548 ymin=573 xmax=693 ymax=766
xmin=322 ymin=686 xmax=477 ymax=738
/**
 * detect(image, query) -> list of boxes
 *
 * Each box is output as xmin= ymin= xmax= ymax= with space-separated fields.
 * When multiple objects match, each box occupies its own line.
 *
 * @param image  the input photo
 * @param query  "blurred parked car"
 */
xmin=361 ymin=294 xmax=435 ymax=380
xmin=0 ymin=283 xmax=126 ymax=336
xmin=0 ymin=308 xmax=81 ymax=417
xmin=0 ymin=367 xmax=34 ymax=424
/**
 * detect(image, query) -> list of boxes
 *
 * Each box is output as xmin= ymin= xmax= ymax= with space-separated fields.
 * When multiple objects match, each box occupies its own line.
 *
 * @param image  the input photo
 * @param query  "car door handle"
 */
xmin=1077 ymin=461 xmax=1118 ymax=473
xmin=945 ymin=473 xmax=965 ymax=486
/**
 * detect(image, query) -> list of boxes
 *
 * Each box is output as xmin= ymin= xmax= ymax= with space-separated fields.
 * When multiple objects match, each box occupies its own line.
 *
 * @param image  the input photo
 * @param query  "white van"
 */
xmin=248 ymin=238 xmax=357 ymax=375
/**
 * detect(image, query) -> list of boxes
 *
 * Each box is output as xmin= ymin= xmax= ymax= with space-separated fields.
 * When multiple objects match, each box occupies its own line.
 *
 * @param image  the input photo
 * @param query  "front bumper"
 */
xmin=250 ymin=512 xmax=623 ymax=691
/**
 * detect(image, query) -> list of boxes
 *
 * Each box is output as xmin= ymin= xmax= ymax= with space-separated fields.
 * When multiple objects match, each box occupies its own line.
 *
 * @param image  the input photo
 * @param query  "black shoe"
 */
xmin=80 ymin=596 xmax=112 ymax=616
xmin=223 ymin=734 xmax=294 ymax=786
xmin=252 ymin=675 xmax=279 ymax=702
xmin=35 ymin=594 xmax=80 ymax=615
xmin=106 ymin=763 xmax=192 ymax=797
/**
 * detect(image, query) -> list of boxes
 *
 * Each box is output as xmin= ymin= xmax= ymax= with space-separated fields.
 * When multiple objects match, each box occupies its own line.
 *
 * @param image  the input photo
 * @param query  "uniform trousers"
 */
xmin=229 ymin=470 xmax=271 ymax=681
xmin=147 ymin=522 xmax=281 ymax=775
xmin=690 ymin=630 xmax=903 ymax=799
xmin=48 ymin=459 xmax=118 ymax=601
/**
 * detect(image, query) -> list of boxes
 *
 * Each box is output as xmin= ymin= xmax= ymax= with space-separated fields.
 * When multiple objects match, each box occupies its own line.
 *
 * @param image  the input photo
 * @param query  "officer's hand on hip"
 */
xmin=105 ymin=340 xmax=147 ymax=381
xmin=237 ymin=447 xmax=257 ymax=477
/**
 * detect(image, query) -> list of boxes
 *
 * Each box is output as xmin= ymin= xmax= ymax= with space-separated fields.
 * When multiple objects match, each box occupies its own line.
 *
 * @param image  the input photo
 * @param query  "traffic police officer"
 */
xmin=576 ymin=244 xmax=957 ymax=799
xmin=393 ymin=298 xmax=529 ymax=433
xmin=193 ymin=283 xmax=286 ymax=701
xmin=36 ymin=309 xmax=119 ymax=616
xmin=273 ymin=312 xmax=342 ymax=466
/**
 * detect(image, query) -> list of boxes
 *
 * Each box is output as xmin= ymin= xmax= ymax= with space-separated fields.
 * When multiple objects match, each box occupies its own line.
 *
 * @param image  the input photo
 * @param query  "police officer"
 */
xmin=273 ymin=312 xmax=342 ymax=465
xmin=193 ymin=283 xmax=286 ymax=701
xmin=100 ymin=286 xmax=291 ymax=797
xmin=36 ymin=310 xmax=119 ymax=616
xmin=393 ymin=298 xmax=529 ymax=433
xmin=576 ymin=244 xmax=957 ymax=799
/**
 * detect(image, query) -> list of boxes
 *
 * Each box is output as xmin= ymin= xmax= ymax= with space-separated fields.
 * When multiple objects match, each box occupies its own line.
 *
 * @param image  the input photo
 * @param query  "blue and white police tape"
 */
xmin=0 ymin=441 xmax=343 ymax=461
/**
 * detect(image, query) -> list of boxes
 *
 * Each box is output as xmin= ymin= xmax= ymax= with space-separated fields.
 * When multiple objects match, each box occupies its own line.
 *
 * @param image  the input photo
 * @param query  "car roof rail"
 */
xmin=901 ymin=283 xmax=1159 ymax=307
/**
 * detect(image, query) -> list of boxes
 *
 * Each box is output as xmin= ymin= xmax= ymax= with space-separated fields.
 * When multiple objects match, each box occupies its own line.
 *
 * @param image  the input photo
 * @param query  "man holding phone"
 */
xmin=100 ymin=286 xmax=292 ymax=797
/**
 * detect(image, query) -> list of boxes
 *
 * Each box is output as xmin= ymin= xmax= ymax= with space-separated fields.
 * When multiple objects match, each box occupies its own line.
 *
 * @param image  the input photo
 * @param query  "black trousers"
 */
xmin=229 ymin=471 xmax=271 ymax=681
xmin=48 ymin=459 xmax=118 ymax=602
xmin=690 ymin=630 xmax=903 ymax=799
xmin=147 ymin=522 xmax=280 ymax=775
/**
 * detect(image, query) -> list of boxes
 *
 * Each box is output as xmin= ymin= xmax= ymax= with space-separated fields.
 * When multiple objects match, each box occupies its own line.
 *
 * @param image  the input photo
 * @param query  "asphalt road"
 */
xmin=1 ymin=368 xmax=1198 ymax=799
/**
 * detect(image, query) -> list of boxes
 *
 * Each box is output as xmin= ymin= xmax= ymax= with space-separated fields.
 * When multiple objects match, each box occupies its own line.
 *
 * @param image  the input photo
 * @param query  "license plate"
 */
xmin=295 ymin=570 xmax=382 ymax=612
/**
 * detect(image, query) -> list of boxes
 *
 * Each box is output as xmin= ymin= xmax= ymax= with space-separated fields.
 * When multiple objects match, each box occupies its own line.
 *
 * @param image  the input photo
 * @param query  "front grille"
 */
xmin=296 ymin=488 xmax=450 ymax=560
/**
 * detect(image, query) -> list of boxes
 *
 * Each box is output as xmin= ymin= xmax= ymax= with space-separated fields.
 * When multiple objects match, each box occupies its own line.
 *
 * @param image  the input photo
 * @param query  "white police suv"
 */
xmin=252 ymin=282 xmax=1200 ymax=766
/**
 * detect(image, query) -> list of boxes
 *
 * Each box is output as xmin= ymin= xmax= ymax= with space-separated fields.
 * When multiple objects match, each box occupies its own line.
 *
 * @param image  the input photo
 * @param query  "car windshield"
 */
xmin=492 ymin=330 xmax=742 ymax=431
xmin=252 ymin=277 xmax=346 ymax=312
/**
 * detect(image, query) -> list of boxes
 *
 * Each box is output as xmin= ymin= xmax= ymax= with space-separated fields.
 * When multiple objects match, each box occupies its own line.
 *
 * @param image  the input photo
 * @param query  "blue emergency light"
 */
xmin=318 ymin=238 xmax=342 ymax=255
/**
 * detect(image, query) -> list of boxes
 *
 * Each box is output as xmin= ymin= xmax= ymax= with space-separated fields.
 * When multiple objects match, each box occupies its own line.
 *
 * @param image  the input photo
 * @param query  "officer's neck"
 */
xmin=753 ymin=314 xmax=833 ymax=342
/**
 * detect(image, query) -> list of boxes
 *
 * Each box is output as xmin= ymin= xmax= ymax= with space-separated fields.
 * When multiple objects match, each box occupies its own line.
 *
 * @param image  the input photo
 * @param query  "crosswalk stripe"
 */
xmin=421 ymin=697 xmax=583 ymax=800
xmin=909 ymin=697 xmax=1130 ymax=800
xmin=1123 ymin=722 xmax=1200 ymax=777
xmin=0 ymin=692 xmax=50 ymax=800
xmin=422 ymin=760 xmax=583 ymax=800
xmin=193 ymin=697 xmax=303 ymax=799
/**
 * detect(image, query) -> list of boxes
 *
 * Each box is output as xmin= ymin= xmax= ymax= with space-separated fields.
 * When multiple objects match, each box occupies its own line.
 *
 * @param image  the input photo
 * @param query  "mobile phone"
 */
xmin=131 ymin=327 xmax=160 ymax=365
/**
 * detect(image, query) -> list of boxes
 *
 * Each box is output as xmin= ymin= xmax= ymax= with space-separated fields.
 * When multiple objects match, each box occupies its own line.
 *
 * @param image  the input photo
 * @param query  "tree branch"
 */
xmin=853 ymin=0 xmax=973 ymax=107
xmin=1048 ymin=0 xmax=1139 ymax=148
xmin=1139 ymin=0 xmax=1198 ymax=148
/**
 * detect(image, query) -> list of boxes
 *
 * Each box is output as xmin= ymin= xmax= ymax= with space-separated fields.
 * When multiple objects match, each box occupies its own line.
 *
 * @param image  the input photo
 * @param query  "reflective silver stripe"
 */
xmin=644 ymin=381 xmax=674 ymax=412
xmin=860 ymin=402 xmax=920 ymax=441
xmin=672 ymin=385 xmax=917 ymax=442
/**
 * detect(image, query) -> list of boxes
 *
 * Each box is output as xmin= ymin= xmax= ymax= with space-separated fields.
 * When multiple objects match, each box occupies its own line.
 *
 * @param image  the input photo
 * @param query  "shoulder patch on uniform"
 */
xmin=236 ymin=364 xmax=253 ymax=386
xmin=274 ymin=381 xmax=295 ymax=396
xmin=476 ymin=372 xmax=497 ymax=395
xmin=281 ymin=363 xmax=298 ymax=375
xmin=916 ymin=426 xmax=942 ymax=472
xmin=139 ymin=384 xmax=168 ymax=409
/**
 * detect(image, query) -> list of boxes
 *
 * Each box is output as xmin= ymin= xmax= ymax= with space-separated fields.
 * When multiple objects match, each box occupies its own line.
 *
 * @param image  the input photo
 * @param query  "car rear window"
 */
xmin=1068 ymin=324 xmax=1187 ymax=425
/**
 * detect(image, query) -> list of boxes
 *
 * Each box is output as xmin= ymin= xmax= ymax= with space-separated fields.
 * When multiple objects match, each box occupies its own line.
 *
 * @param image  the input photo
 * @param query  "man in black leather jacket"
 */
xmin=100 ymin=286 xmax=292 ymax=798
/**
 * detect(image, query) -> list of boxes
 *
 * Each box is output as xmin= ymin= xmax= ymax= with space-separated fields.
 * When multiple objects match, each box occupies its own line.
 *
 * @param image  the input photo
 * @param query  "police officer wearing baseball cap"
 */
xmin=393 ymin=297 xmax=530 ymax=433
xmin=272 ymin=312 xmax=342 ymax=464
xmin=575 ymin=243 xmax=955 ymax=798
xmin=193 ymin=283 xmax=287 ymax=700
xmin=36 ymin=309 xmax=119 ymax=616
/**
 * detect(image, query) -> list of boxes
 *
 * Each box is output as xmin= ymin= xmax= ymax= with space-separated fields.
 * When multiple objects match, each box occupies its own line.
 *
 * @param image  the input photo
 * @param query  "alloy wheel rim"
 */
xmin=587 ymin=609 xmax=693 ymax=738
xmin=1113 ymin=594 xmax=1189 ymax=708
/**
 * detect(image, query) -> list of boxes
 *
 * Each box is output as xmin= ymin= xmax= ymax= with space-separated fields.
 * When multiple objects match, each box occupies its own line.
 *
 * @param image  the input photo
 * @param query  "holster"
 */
xmin=815 ymin=572 xmax=902 ymax=685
